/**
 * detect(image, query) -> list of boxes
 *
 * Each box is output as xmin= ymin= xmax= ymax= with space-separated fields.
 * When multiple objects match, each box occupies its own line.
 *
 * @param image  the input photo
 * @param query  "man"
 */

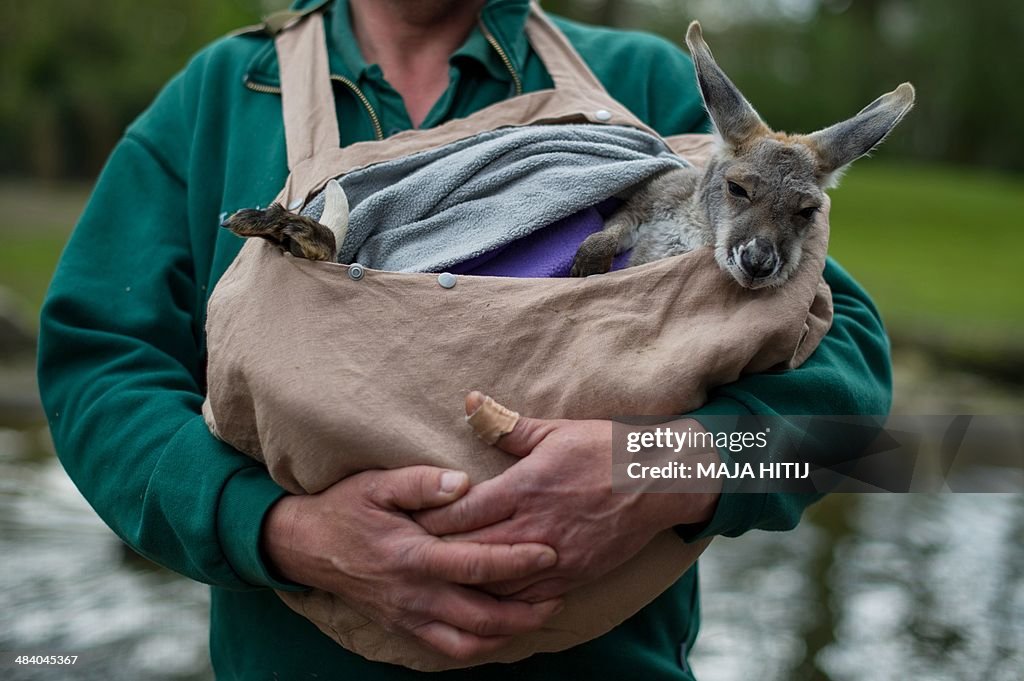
xmin=37 ymin=0 xmax=891 ymax=678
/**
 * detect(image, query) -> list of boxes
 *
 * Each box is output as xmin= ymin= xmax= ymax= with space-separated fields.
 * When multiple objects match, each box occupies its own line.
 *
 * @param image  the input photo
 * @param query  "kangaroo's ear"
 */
xmin=686 ymin=21 xmax=767 ymax=151
xmin=808 ymin=83 xmax=915 ymax=187
xmin=320 ymin=178 xmax=350 ymax=252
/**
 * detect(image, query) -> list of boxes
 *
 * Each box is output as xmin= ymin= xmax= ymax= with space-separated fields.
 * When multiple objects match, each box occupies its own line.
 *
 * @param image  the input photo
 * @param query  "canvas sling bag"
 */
xmin=202 ymin=2 xmax=834 ymax=671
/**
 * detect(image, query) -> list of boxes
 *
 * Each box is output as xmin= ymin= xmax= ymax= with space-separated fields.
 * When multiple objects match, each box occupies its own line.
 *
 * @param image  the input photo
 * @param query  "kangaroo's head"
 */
xmin=686 ymin=21 xmax=915 ymax=289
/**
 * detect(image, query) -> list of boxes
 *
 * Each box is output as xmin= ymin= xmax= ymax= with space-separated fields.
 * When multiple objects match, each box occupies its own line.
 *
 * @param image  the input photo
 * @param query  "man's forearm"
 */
xmin=37 ymin=135 xmax=297 ymax=591
xmin=682 ymin=257 xmax=892 ymax=540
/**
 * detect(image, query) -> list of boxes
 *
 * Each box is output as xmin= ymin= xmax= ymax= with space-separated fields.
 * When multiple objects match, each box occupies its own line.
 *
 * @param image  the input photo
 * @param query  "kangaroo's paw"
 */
xmin=222 ymin=203 xmax=337 ymax=262
xmin=570 ymin=231 xmax=619 ymax=277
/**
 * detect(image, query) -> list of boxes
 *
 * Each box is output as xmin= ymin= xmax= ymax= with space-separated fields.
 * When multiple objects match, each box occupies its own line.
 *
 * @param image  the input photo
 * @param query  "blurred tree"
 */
xmin=0 ymin=0 xmax=1020 ymax=178
xmin=0 ymin=0 xmax=273 ymax=179
xmin=548 ymin=0 xmax=1024 ymax=173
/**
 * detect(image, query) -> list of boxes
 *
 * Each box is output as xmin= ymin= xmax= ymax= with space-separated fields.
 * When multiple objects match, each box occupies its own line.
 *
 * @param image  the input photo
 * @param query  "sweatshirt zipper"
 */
xmin=243 ymin=79 xmax=281 ymax=95
xmin=478 ymin=21 xmax=523 ymax=97
xmin=331 ymin=75 xmax=384 ymax=140
xmin=245 ymin=75 xmax=384 ymax=141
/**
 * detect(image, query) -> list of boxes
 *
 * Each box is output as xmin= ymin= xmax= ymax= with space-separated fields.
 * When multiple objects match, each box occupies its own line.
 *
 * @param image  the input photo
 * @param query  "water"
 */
xmin=1 ymin=351 xmax=1021 ymax=680
xmin=0 ymin=425 xmax=211 ymax=681
xmin=690 ymin=494 xmax=1024 ymax=681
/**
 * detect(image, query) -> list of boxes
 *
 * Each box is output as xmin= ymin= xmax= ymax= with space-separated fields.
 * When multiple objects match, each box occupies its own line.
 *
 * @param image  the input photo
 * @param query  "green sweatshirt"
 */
xmin=37 ymin=0 xmax=892 ymax=678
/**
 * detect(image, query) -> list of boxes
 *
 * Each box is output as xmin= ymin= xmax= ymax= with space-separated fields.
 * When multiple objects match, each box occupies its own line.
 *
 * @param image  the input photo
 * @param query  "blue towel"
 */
xmin=302 ymin=124 xmax=688 ymax=272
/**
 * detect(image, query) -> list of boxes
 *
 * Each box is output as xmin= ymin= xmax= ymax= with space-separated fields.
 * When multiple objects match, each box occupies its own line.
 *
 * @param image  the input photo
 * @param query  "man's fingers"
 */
xmin=465 ymin=390 xmax=556 ymax=458
xmin=494 ymin=414 xmax=557 ymax=458
xmin=410 ymin=621 xmax=512 ymax=663
xmin=409 ymin=588 xmax=562 ymax=661
xmin=505 ymin=577 xmax=576 ymax=603
xmin=438 ymin=522 xmax=524 ymax=546
xmin=417 ymin=538 xmax=557 ymax=584
xmin=481 ymin=576 xmax=574 ymax=602
xmin=414 ymin=476 xmax=514 ymax=535
xmin=428 ymin=585 xmax=563 ymax=637
xmin=363 ymin=466 xmax=469 ymax=511
xmin=479 ymin=575 xmax=535 ymax=597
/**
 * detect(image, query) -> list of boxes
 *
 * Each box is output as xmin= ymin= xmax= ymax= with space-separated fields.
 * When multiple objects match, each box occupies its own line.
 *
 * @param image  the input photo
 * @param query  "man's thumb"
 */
xmin=368 ymin=466 xmax=470 ymax=511
xmin=465 ymin=391 xmax=555 ymax=458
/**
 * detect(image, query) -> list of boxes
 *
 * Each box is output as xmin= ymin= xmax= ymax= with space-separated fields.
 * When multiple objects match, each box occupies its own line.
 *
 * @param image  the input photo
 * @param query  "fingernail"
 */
xmin=537 ymin=550 xmax=557 ymax=569
xmin=440 ymin=471 xmax=466 ymax=493
xmin=465 ymin=391 xmax=487 ymax=415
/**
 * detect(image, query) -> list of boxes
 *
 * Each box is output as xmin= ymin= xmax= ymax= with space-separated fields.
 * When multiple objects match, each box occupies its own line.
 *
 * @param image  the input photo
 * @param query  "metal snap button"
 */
xmin=287 ymin=198 xmax=303 ymax=210
xmin=437 ymin=272 xmax=457 ymax=289
xmin=348 ymin=263 xmax=365 ymax=281
xmin=594 ymin=109 xmax=612 ymax=122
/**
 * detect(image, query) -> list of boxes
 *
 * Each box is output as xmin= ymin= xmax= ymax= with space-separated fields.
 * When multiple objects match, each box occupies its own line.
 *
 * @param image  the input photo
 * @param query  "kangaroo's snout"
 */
xmin=734 ymin=237 xmax=779 ymax=281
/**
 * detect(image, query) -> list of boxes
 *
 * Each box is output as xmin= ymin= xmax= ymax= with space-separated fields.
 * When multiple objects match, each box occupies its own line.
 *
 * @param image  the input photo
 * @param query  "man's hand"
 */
xmin=416 ymin=393 xmax=720 ymax=603
xmin=260 ymin=465 xmax=562 ymax=662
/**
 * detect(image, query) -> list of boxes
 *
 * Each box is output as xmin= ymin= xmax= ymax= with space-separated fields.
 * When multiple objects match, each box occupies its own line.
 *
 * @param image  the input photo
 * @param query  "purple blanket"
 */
xmin=448 ymin=199 xmax=631 ymax=277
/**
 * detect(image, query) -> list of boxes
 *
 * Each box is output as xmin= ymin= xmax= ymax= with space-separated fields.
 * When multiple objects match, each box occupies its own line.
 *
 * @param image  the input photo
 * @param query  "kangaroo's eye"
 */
xmin=798 ymin=207 xmax=818 ymax=220
xmin=727 ymin=181 xmax=749 ymax=199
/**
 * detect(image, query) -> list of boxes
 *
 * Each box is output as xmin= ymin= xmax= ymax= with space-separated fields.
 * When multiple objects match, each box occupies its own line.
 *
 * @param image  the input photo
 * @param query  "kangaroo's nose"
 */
xmin=736 ymin=238 xmax=778 ymax=280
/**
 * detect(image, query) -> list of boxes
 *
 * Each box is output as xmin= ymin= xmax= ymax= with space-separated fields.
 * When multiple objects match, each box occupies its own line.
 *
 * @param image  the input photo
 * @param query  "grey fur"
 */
xmin=570 ymin=21 xmax=916 ymax=289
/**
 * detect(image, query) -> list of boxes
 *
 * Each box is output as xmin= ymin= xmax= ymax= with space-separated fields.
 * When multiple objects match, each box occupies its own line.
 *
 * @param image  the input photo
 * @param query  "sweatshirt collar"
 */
xmin=244 ymin=0 xmax=532 ymax=90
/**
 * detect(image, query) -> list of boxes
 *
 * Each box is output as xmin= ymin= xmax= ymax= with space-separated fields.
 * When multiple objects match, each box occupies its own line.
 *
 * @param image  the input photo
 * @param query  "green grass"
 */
xmin=0 ymin=166 xmax=1022 ymax=339
xmin=0 ymin=233 xmax=71 ymax=315
xmin=0 ymin=182 xmax=88 ymax=324
xmin=828 ymin=163 xmax=1024 ymax=336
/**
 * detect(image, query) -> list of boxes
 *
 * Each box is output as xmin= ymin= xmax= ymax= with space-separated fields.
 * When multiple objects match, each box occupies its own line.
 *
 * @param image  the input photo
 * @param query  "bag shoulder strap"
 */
xmin=273 ymin=2 xmax=616 ymax=169
xmin=275 ymin=9 xmax=340 ymax=170
xmin=523 ymin=1 xmax=610 ymax=96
